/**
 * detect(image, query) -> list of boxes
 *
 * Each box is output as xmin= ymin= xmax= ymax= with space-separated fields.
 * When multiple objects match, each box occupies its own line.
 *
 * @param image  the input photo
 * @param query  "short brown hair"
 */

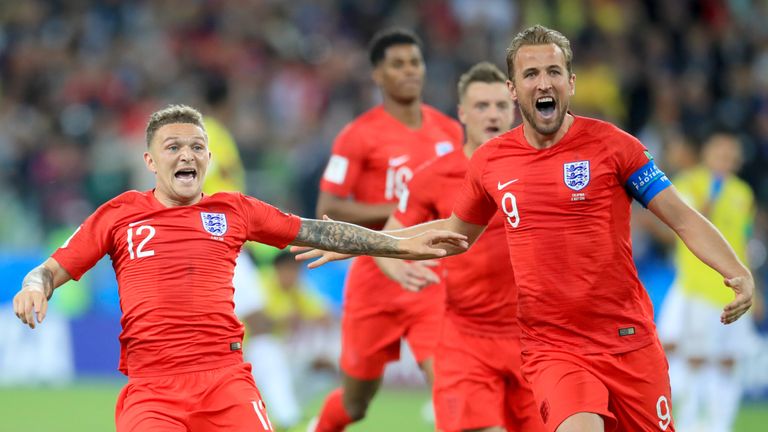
xmin=457 ymin=62 xmax=507 ymax=101
xmin=145 ymin=104 xmax=206 ymax=147
xmin=505 ymin=25 xmax=573 ymax=81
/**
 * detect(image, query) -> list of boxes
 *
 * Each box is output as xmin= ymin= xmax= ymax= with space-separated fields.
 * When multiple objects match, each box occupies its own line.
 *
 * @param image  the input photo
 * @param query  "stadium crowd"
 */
xmin=0 ymin=0 xmax=767 ymax=244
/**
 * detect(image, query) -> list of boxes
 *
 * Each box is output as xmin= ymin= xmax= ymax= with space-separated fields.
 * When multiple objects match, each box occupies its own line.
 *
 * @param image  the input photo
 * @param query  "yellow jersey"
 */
xmin=674 ymin=166 xmax=754 ymax=306
xmin=259 ymin=266 xmax=327 ymax=335
xmin=203 ymin=116 xmax=246 ymax=194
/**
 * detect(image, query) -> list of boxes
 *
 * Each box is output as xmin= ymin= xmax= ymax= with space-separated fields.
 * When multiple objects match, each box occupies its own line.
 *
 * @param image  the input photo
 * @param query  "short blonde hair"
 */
xmin=505 ymin=25 xmax=573 ymax=81
xmin=457 ymin=62 xmax=507 ymax=101
xmin=145 ymin=104 xmax=206 ymax=147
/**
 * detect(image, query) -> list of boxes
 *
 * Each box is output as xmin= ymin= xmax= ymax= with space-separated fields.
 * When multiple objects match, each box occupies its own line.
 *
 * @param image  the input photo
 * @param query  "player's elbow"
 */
xmin=315 ymin=193 xmax=340 ymax=219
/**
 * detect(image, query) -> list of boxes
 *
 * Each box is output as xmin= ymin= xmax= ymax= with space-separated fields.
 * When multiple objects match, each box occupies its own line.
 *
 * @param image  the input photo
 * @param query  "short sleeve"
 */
xmin=319 ymin=125 xmax=366 ymax=197
xmin=393 ymin=170 xmax=437 ymax=226
xmin=239 ymin=194 xmax=301 ymax=248
xmin=616 ymin=130 xmax=672 ymax=207
xmin=452 ymin=151 xmax=496 ymax=226
xmin=52 ymin=202 xmax=116 ymax=281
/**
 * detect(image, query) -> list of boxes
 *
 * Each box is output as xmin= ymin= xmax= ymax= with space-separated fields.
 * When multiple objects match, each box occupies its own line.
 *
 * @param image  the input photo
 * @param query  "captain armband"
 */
xmin=625 ymin=160 xmax=672 ymax=208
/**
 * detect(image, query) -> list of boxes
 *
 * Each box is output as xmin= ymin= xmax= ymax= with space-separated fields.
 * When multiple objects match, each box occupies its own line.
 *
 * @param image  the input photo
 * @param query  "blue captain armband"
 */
xmin=626 ymin=160 xmax=672 ymax=207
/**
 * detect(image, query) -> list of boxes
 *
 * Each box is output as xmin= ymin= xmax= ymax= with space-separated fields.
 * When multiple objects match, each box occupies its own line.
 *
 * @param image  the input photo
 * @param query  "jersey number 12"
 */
xmin=127 ymin=225 xmax=156 ymax=259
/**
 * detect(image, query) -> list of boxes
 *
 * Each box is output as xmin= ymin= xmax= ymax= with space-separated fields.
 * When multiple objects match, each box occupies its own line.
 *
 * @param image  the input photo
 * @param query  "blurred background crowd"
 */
xmin=1 ymin=0 xmax=767 ymax=238
xmin=1 ymin=0 xmax=768 ymax=428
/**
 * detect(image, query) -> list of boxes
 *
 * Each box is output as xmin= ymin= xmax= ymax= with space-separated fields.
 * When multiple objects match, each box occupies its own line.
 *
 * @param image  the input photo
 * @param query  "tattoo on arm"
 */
xmin=22 ymin=265 xmax=55 ymax=300
xmin=294 ymin=219 xmax=402 ymax=255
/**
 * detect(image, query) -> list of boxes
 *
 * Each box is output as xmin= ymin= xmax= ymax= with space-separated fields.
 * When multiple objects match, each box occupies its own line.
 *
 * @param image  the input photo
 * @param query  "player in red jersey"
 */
xmin=380 ymin=62 xmax=545 ymax=432
xmin=296 ymin=25 xmax=754 ymax=432
xmin=11 ymin=105 xmax=467 ymax=432
xmin=311 ymin=28 xmax=463 ymax=432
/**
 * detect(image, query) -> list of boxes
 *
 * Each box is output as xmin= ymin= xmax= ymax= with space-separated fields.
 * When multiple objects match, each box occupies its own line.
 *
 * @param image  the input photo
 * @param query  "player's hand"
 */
xmin=377 ymin=258 xmax=441 ymax=292
xmin=721 ymin=274 xmax=754 ymax=324
xmin=13 ymin=285 xmax=49 ymax=329
xmin=291 ymin=246 xmax=354 ymax=269
xmin=398 ymin=229 xmax=468 ymax=259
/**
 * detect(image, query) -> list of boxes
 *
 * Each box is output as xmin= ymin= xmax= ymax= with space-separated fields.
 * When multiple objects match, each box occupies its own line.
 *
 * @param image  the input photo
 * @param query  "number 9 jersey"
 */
xmin=52 ymin=190 xmax=301 ymax=378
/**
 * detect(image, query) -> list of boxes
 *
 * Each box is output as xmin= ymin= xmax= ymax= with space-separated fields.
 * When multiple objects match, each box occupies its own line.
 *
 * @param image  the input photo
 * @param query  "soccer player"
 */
xmin=657 ymin=133 xmax=757 ymax=432
xmin=11 ymin=104 xmax=466 ymax=432
xmin=311 ymin=28 xmax=463 ymax=431
xmin=380 ymin=62 xmax=545 ymax=432
xmin=297 ymin=25 xmax=754 ymax=432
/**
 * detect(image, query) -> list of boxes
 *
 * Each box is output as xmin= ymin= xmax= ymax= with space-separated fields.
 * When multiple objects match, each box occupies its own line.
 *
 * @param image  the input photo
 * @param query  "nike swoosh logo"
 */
xmin=497 ymin=179 xmax=519 ymax=190
xmin=389 ymin=155 xmax=410 ymax=166
xmin=129 ymin=219 xmax=153 ymax=227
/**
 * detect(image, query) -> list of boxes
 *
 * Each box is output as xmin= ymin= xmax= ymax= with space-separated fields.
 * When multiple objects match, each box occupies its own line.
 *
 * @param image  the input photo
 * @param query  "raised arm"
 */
xmin=648 ymin=187 xmax=753 ymax=324
xmin=291 ymin=218 xmax=468 ymax=261
xmin=13 ymin=257 xmax=73 ymax=329
xmin=316 ymin=191 xmax=396 ymax=226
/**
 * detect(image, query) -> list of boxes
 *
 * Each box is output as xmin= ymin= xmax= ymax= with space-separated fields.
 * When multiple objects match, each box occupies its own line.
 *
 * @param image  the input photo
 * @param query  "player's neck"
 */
xmin=383 ymin=98 xmax=422 ymax=129
xmin=464 ymin=141 xmax=480 ymax=158
xmin=523 ymin=114 xmax=574 ymax=150
xmin=153 ymin=188 xmax=204 ymax=207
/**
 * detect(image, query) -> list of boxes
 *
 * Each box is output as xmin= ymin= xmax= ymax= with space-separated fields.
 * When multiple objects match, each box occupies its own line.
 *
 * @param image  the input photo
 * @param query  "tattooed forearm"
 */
xmin=294 ymin=219 xmax=403 ymax=256
xmin=22 ymin=264 xmax=55 ymax=300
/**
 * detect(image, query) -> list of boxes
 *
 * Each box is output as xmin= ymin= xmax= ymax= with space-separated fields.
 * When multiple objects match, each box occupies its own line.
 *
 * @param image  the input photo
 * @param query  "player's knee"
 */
xmin=556 ymin=412 xmax=604 ymax=432
xmin=343 ymin=399 xmax=370 ymax=422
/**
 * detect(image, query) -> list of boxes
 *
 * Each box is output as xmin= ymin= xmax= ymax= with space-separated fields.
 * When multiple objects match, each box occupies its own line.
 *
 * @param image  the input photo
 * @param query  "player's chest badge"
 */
xmin=563 ymin=160 xmax=590 ymax=191
xmin=434 ymin=140 xmax=454 ymax=157
xmin=201 ymin=212 xmax=228 ymax=236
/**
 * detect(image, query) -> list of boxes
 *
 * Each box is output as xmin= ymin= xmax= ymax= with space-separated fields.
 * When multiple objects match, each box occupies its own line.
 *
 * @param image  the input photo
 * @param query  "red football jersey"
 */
xmin=321 ymin=104 xmax=462 ymax=303
xmin=453 ymin=116 xmax=665 ymax=354
xmin=320 ymin=104 xmax=463 ymax=228
xmin=52 ymin=190 xmax=301 ymax=377
xmin=394 ymin=150 xmax=518 ymax=335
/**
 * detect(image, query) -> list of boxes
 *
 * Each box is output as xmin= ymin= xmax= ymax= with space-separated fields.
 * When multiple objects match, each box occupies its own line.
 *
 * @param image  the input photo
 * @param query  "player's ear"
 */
xmin=143 ymin=151 xmax=157 ymax=174
xmin=457 ymin=103 xmax=467 ymax=125
xmin=569 ymin=73 xmax=576 ymax=96
xmin=506 ymin=79 xmax=518 ymax=103
xmin=371 ymin=67 xmax=383 ymax=86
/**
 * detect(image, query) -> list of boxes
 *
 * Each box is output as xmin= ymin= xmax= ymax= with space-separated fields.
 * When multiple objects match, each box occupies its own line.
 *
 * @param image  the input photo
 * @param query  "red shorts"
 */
xmin=433 ymin=317 xmax=544 ymax=432
xmin=116 ymin=362 xmax=274 ymax=432
xmin=521 ymin=341 xmax=675 ymax=432
xmin=340 ymin=281 xmax=444 ymax=380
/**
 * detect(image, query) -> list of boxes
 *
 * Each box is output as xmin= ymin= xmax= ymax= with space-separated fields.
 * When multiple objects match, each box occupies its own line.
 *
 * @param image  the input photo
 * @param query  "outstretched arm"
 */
xmin=291 ymin=218 xmax=468 ymax=261
xmin=648 ymin=187 xmax=753 ymax=324
xmin=293 ymin=214 xmax=485 ymax=269
xmin=13 ymin=258 xmax=73 ymax=329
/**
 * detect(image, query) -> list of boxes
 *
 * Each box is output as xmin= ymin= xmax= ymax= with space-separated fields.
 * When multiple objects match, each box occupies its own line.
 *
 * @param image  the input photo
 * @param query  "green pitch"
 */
xmin=1 ymin=383 xmax=767 ymax=431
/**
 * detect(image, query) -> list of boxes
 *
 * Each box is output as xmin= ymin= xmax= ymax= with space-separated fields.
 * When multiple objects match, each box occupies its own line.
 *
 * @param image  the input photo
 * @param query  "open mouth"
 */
xmin=535 ymin=96 xmax=556 ymax=118
xmin=174 ymin=168 xmax=197 ymax=183
xmin=484 ymin=126 xmax=500 ymax=134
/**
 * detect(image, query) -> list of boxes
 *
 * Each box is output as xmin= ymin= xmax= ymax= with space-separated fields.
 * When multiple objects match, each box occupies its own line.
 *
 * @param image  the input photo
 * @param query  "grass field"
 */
xmin=1 ymin=382 xmax=767 ymax=431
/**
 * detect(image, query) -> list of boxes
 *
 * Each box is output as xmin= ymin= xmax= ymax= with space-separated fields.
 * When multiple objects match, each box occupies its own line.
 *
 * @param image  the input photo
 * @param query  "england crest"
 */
xmin=563 ymin=160 xmax=590 ymax=191
xmin=434 ymin=140 xmax=454 ymax=157
xmin=201 ymin=212 xmax=228 ymax=236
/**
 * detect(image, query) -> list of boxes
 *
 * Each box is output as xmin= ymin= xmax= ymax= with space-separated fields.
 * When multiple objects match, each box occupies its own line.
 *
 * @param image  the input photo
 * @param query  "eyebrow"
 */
xmin=522 ymin=64 xmax=563 ymax=73
xmin=162 ymin=136 xmax=205 ymax=144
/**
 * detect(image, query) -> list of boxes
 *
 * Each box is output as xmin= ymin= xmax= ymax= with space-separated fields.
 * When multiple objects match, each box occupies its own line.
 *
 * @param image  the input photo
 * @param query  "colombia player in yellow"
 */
xmin=657 ymin=133 xmax=757 ymax=432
